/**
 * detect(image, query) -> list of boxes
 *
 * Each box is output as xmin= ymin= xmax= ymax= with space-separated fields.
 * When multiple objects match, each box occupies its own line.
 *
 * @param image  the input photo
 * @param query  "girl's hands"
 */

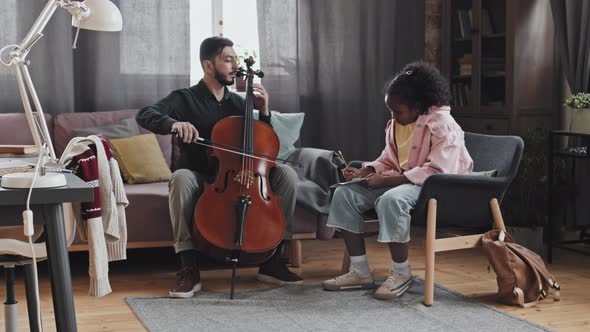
xmin=342 ymin=167 xmax=373 ymax=182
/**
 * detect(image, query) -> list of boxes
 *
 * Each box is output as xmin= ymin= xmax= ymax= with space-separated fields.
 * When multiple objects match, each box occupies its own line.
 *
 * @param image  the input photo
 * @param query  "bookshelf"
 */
xmin=442 ymin=0 xmax=561 ymax=135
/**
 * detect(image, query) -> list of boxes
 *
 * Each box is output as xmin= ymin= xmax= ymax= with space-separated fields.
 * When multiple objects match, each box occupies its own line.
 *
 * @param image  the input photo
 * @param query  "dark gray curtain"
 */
xmin=551 ymin=0 xmax=590 ymax=93
xmin=258 ymin=0 xmax=425 ymax=161
xmin=551 ymin=0 xmax=590 ymax=228
xmin=0 ymin=0 xmax=189 ymax=115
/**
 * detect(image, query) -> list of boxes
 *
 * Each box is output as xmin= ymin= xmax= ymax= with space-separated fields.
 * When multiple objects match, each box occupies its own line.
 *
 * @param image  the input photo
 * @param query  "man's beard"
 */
xmin=214 ymin=68 xmax=234 ymax=86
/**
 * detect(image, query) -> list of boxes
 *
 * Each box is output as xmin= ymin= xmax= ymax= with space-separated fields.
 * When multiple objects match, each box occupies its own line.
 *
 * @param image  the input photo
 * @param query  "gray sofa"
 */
xmin=0 ymin=110 xmax=339 ymax=266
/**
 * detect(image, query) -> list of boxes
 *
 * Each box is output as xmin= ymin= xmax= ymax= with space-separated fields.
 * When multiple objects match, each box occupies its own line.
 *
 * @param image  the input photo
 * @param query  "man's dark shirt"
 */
xmin=136 ymin=80 xmax=271 ymax=175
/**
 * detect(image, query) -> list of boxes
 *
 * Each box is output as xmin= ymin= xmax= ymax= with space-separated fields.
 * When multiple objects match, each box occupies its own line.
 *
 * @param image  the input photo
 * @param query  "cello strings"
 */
xmin=246 ymin=74 xmax=254 ymax=188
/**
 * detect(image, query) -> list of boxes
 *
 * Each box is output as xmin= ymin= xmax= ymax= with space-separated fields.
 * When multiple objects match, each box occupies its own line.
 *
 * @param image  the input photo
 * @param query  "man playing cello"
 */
xmin=136 ymin=37 xmax=302 ymax=298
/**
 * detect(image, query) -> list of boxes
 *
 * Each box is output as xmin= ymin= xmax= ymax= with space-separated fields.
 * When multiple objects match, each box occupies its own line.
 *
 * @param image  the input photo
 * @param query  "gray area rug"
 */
xmin=126 ymin=278 xmax=552 ymax=332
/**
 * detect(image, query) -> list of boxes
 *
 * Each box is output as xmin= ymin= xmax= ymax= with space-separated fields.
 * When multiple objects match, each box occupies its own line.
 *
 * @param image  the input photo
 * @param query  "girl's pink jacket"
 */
xmin=363 ymin=106 xmax=474 ymax=185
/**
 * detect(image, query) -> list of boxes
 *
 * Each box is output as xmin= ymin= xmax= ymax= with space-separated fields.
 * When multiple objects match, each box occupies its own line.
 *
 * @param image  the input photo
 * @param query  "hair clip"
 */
xmin=391 ymin=69 xmax=413 ymax=85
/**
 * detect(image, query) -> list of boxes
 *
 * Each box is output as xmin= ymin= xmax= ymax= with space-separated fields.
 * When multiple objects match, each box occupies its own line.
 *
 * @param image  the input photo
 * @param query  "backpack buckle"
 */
xmin=541 ymin=289 xmax=547 ymax=298
xmin=549 ymin=279 xmax=561 ymax=290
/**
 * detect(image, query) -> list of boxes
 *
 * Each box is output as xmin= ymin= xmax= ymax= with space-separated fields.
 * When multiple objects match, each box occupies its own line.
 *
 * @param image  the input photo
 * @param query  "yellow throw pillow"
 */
xmin=109 ymin=134 xmax=172 ymax=184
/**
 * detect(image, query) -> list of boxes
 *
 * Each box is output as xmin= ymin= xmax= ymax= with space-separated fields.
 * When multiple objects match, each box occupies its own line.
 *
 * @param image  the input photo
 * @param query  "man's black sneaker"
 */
xmin=257 ymin=260 xmax=303 ymax=285
xmin=169 ymin=267 xmax=201 ymax=298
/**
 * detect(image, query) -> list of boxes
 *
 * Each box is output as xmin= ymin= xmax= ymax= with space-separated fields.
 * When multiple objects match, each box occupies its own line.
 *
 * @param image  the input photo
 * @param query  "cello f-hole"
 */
xmin=257 ymin=174 xmax=271 ymax=201
xmin=215 ymin=169 xmax=235 ymax=193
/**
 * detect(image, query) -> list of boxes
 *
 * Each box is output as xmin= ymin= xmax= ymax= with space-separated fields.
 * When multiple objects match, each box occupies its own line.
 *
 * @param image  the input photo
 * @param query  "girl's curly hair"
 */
xmin=384 ymin=61 xmax=450 ymax=114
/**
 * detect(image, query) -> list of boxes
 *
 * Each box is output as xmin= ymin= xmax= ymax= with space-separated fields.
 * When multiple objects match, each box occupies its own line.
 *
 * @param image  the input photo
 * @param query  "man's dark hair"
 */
xmin=384 ymin=61 xmax=450 ymax=114
xmin=199 ymin=37 xmax=234 ymax=67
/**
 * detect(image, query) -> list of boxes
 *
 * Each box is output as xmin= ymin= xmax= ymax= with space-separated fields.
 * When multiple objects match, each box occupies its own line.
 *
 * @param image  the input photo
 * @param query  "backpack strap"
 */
xmin=506 ymin=243 xmax=561 ymax=302
xmin=513 ymin=287 xmax=543 ymax=308
xmin=506 ymin=242 xmax=561 ymax=292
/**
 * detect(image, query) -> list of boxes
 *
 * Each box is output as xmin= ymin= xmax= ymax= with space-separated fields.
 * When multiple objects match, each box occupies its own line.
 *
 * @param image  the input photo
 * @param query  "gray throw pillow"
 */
xmin=270 ymin=111 xmax=305 ymax=160
xmin=471 ymin=169 xmax=498 ymax=177
xmin=73 ymin=117 xmax=141 ymax=139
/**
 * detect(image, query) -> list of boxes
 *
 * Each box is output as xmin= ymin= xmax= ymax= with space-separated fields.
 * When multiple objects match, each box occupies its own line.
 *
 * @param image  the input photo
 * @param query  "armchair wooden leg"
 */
xmin=341 ymin=249 xmax=351 ymax=274
xmin=424 ymin=198 xmax=437 ymax=307
xmin=289 ymin=239 xmax=302 ymax=267
xmin=490 ymin=198 xmax=506 ymax=232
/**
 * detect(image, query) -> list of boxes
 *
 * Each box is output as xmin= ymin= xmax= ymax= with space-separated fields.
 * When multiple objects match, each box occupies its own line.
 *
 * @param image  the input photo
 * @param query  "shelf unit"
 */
xmin=441 ymin=0 xmax=561 ymax=135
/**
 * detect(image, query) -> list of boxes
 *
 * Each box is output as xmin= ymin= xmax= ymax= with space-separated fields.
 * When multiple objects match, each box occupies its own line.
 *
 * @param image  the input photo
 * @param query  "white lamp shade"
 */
xmin=72 ymin=0 xmax=122 ymax=32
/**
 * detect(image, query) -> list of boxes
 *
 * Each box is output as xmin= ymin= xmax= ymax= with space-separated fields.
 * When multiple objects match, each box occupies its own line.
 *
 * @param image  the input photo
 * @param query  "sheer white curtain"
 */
xmin=189 ymin=0 xmax=261 ymax=85
xmin=72 ymin=0 xmax=190 ymax=112
xmin=0 ymin=0 xmax=17 ymax=76
xmin=0 ymin=0 xmax=75 ymax=114
xmin=1 ymin=0 xmax=191 ymax=114
xmin=1 ymin=0 xmax=266 ymax=115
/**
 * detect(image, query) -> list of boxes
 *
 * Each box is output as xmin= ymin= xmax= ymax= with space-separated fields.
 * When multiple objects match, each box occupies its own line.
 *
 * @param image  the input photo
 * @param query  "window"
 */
xmin=120 ymin=0 xmax=190 ymax=75
xmin=0 ymin=0 xmax=17 ymax=75
xmin=189 ymin=0 xmax=260 ymax=85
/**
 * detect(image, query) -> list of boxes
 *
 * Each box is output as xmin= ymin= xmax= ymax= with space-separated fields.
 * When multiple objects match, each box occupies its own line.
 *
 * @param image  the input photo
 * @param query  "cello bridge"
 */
xmin=234 ymin=170 xmax=255 ymax=188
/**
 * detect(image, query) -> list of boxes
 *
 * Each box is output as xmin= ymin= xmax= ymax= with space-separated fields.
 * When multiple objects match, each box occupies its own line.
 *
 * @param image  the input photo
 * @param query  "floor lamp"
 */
xmin=0 ymin=0 xmax=122 ymax=189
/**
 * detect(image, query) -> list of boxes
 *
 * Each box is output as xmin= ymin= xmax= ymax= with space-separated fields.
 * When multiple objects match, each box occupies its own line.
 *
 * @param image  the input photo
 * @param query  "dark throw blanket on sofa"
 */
xmin=285 ymin=148 xmax=345 ymax=215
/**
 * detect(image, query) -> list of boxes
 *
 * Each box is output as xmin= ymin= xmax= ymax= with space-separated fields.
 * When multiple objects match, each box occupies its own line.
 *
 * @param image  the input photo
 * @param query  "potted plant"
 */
xmin=502 ymin=128 xmax=548 ymax=255
xmin=564 ymin=92 xmax=590 ymax=134
xmin=234 ymin=47 xmax=258 ymax=92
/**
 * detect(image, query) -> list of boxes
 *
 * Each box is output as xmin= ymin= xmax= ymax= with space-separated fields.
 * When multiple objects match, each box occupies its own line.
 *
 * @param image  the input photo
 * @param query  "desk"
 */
xmin=0 ymin=173 xmax=93 ymax=331
xmin=547 ymin=130 xmax=590 ymax=263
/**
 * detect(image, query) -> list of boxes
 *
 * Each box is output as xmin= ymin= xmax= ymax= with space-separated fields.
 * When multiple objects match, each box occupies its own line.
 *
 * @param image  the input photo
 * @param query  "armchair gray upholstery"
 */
xmin=350 ymin=132 xmax=523 ymax=228
xmin=345 ymin=132 xmax=524 ymax=306
xmin=412 ymin=132 xmax=524 ymax=229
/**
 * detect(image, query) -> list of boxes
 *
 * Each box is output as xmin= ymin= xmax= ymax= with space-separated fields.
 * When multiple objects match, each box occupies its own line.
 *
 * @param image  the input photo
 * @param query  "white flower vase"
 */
xmin=569 ymin=107 xmax=590 ymax=134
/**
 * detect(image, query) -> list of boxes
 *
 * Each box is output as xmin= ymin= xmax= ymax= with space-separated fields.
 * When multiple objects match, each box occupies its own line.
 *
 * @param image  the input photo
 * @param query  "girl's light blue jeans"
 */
xmin=326 ymin=182 xmax=421 ymax=243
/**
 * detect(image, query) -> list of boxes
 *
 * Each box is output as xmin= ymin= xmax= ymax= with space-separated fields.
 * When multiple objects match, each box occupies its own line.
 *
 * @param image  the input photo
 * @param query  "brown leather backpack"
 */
xmin=482 ymin=230 xmax=561 ymax=307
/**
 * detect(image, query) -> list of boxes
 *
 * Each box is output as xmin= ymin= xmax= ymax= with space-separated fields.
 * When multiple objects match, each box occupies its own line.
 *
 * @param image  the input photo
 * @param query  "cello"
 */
xmin=192 ymin=57 xmax=285 ymax=299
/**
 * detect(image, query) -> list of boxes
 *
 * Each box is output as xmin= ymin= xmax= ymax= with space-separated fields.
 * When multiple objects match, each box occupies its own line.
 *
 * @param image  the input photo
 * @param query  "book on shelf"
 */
xmin=459 ymin=64 xmax=472 ymax=76
xmin=0 ymin=145 xmax=38 ymax=155
xmin=451 ymin=82 xmax=472 ymax=107
xmin=467 ymin=8 xmax=494 ymax=35
xmin=456 ymin=9 xmax=472 ymax=39
xmin=462 ymin=84 xmax=471 ymax=105
xmin=457 ymin=54 xmax=473 ymax=76
xmin=458 ymin=54 xmax=472 ymax=64
xmin=481 ymin=8 xmax=495 ymax=35
xmin=453 ymin=83 xmax=462 ymax=106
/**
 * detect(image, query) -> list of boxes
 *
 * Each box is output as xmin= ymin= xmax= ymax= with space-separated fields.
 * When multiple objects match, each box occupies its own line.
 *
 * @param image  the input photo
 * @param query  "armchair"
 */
xmin=341 ymin=132 xmax=524 ymax=306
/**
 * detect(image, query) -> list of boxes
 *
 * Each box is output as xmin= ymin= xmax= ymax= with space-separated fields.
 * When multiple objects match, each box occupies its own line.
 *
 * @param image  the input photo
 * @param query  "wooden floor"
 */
xmin=2 ymin=232 xmax=590 ymax=331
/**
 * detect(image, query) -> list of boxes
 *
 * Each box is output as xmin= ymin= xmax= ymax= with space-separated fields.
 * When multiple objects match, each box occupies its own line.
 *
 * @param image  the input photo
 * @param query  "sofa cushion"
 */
xmin=0 ymin=113 xmax=53 ymax=145
xmin=252 ymin=110 xmax=305 ymax=160
xmin=73 ymin=117 xmax=141 ymax=139
xmin=110 ymin=134 xmax=172 ymax=184
xmin=124 ymin=182 xmax=174 ymax=243
xmin=53 ymin=110 xmax=173 ymax=168
xmin=270 ymin=111 xmax=305 ymax=160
